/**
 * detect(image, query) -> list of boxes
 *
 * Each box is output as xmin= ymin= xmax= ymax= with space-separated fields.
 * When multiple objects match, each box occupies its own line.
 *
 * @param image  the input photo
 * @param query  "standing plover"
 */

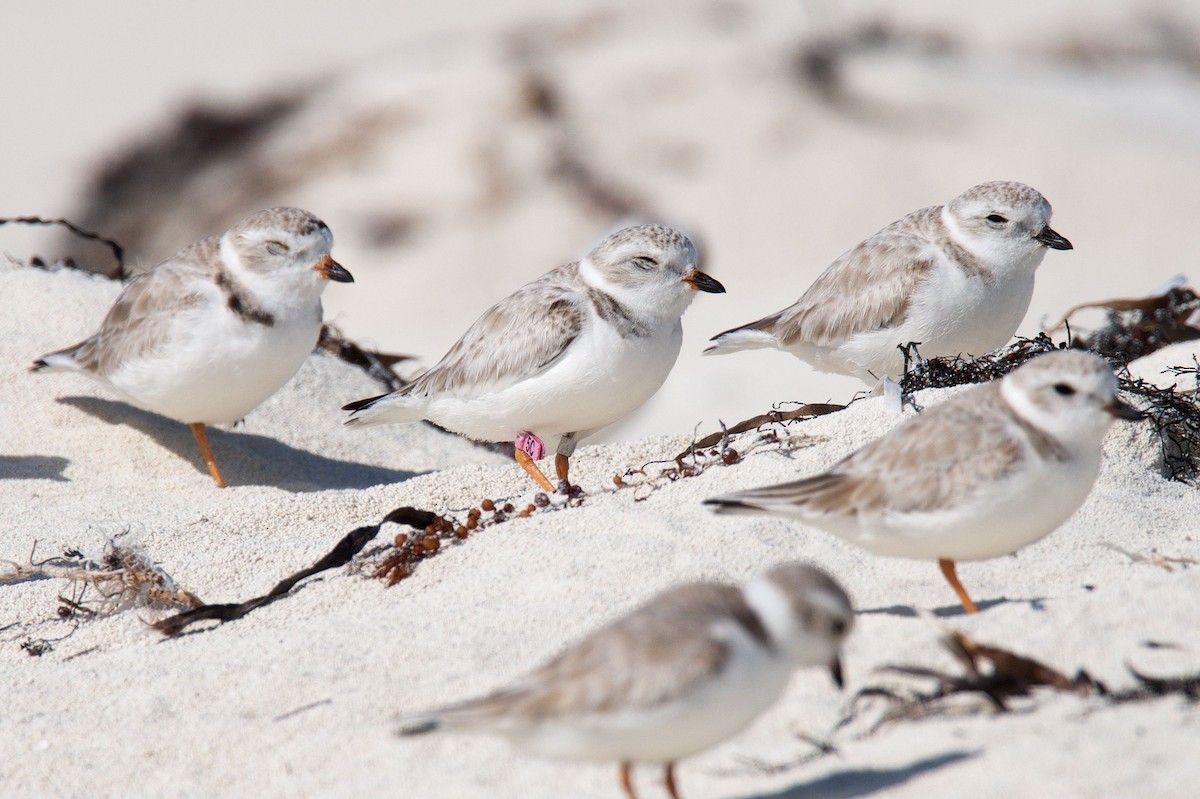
xmin=396 ymin=562 xmax=852 ymax=799
xmin=705 ymin=351 xmax=1139 ymax=613
xmin=33 ymin=207 xmax=352 ymax=487
xmin=344 ymin=223 xmax=724 ymax=492
xmin=706 ymin=182 xmax=1072 ymax=387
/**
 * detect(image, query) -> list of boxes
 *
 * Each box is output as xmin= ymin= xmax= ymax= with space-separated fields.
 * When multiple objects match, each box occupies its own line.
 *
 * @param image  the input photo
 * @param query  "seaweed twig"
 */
xmin=0 ymin=215 xmax=126 ymax=278
xmin=316 ymin=323 xmax=416 ymax=392
xmin=153 ymin=507 xmax=437 ymax=637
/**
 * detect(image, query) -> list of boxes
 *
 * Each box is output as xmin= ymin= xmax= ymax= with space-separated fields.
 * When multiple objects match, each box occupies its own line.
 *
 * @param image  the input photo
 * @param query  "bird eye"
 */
xmin=265 ymin=240 xmax=290 ymax=255
xmin=985 ymin=214 xmax=1008 ymax=225
xmin=1053 ymin=383 xmax=1077 ymax=396
xmin=831 ymin=619 xmax=847 ymax=636
xmin=632 ymin=256 xmax=658 ymax=270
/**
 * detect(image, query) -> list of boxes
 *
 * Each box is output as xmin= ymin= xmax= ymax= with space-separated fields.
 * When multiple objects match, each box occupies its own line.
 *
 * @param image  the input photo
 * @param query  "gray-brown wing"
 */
xmin=403 ymin=264 xmax=586 ymax=398
xmin=731 ymin=209 xmax=949 ymax=349
xmin=433 ymin=583 xmax=759 ymax=726
xmin=770 ymin=230 xmax=937 ymax=348
xmin=40 ymin=238 xmax=219 ymax=378
xmin=720 ymin=383 xmax=1026 ymax=516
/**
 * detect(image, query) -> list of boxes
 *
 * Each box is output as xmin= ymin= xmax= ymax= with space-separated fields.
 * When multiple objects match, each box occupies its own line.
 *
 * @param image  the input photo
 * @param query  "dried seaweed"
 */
xmin=1106 ymin=665 xmax=1200 ymax=702
xmin=1 ymin=538 xmax=201 ymax=617
xmin=0 ymin=215 xmax=126 ymax=278
xmin=1102 ymin=542 xmax=1199 ymax=572
xmin=64 ymin=94 xmax=305 ymax=271
xmin=1069 ymin=286 xmax=1200 ymax=363
xmin=889 ymin=629 xmax=1097 ymax=709
xmin=674 ymin=403 xmax=844 ymax=461
xmin=153 ymin=507 xmax=437 ymax=637
xmin=358 ymin=492 xmax=574 ymax=586
xmin=1119 ymin=366 xmax=1200 ymax=484
xmin=898 ymin=334 xmax=1064 ymax=394
xmin=316 ymin=323 xmax=415 ymax=392
xmin=840 ymin=629 xmax=1200 ymax=741
xmin=790 ymin=19 xmax=957 ymax=124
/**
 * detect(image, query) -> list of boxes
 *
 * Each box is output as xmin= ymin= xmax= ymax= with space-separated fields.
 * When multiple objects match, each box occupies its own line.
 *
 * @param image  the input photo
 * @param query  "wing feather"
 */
xmin=714 ymin=383 xmax=1026 ymax=517
xmin=36 ymin=238 xmax=220 ymax=378
xmin=716 ymin=208 xmax=956 ymax=350
xmin=403 ymin=264 xmax=586 ymax=398
xmin=772 ymin=231 xmax=936 ymax=348
xmin=430 ymin=583 xmax=758 ymax=726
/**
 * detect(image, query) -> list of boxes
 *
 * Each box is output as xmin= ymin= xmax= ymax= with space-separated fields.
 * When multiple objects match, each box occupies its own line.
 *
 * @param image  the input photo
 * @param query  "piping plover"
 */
xmin=32 ymin=207 xmax=352 ymax=487
xmin=396 ymin=562 xmax=852 ymax=799
xmin=705 ymin=182 xmax=1072 ymax=384
xmin=705 ymin=351 xmax=1141 ymax=613
xmin=343 ymin=224 xmax=724 ymax=492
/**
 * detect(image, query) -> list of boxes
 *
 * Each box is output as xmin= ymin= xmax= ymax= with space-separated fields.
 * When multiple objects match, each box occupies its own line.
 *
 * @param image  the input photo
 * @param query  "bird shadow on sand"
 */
xmin=858 ymin=596 xmax=1046 ymax=618
xmin=732 ymin=750 xmax=976 ymax=799
xmin=0 ymin=455 xmax=70 ymax=482
xmin=58 ymin=396 xmax=416 ymax=492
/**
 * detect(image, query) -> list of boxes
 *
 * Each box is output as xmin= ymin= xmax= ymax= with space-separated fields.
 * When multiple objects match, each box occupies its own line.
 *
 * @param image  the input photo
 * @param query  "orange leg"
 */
xmin=189 ymin=422 xmax=227 ymax=488
xmin=938 ymin=559 xmax=978 ymax=614
xmin=619 ymin=762 xmax=638 ymax=799
xmin=555 ymin=453 xmax=570 ymax=484
xmin=514 ymin=449 xmax=555 ymax=492
xmin=664 ymin=763 xmax=680 ymax=799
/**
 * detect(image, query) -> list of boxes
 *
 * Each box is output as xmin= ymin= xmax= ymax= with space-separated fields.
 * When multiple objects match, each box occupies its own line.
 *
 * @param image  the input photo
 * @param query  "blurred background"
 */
xmin=5 ymin=0 xmax=1200 ymax=442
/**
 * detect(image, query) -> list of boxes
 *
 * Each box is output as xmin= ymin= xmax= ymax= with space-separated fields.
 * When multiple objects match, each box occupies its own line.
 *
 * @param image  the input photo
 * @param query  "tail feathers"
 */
xmin=341 ymin=391 xmax=425 ymax=427
xmin=342 ymin=392 xmax=388 ymax=413
xmin=702 ymin=496 xmax=770 ymax=515
xmin=703 ymin=324 xmax=779 ymax=356
xmin=394 ymin=714 xmax=442 ymax=737
xmin=30 ymin=349 xmax=84 ymax=373
xmin=705 ymin=473 xmax=846 ymax=517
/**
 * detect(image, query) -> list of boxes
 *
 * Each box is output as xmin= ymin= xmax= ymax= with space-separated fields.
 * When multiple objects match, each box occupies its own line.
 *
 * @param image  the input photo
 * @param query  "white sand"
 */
xmin=2 ymin=263 xmax=1197 ymax=798
xmin=3 ymin=3 xmax=1200 ymax=796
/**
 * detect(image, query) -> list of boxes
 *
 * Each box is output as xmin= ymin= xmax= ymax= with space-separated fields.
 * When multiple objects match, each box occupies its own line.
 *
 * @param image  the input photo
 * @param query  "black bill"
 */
xmin=830 ymin=656 xmax=845 ymax=690
xmin=316 ymin=255 xmax=355 ymax=283
xmin=1033 ymin=226 xmax=1073 ymax=251
xmin=684 ymin=269 xmax=726 ymax=294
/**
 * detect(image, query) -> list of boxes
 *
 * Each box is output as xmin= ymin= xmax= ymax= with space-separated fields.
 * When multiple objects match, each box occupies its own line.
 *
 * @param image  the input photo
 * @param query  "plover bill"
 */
xmin=342 ymin=223 xmax=724 ymax=492
xmin=32 ymin=207 xmax=352 ymax=487
xmin=705 ymin=182 xmax=1072 ymax=389
xmin=704 ymin=351 xmax=1141 ymax=613
xmin=395 ymin=562 xmax=852 ymax=799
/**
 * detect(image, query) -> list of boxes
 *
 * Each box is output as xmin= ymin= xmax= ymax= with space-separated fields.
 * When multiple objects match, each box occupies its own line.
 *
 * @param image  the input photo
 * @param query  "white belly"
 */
xmin=815 ymin=448 xmax=1101 ymax=562
xmin=426 ymin=321 xmax=683 ymax=445
xmin=805 ymin=261 xmax=1036 ymax=382
xmin=106 ymin=305 xmax=321 ymax=424
xmin=510 ymin=636 xmax=791 ymax=763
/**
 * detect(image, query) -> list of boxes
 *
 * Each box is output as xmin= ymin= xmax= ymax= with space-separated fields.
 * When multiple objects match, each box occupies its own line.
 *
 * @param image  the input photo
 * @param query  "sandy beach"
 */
xmin=2 ymin=262 xmax=1198 ymax=797
xmin=3 ymin=2 xmax=1200 ymax=797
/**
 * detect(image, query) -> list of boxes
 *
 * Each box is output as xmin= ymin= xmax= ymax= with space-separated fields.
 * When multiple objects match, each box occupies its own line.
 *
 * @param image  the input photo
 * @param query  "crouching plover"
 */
xmin=705 ymin=182 xmax=1072 ymax=387
xmin=343 ymin=224 xmax=724 ymax=492
xmin=396 ymin=562 xmax=853 ymax=799
xmin=33 ymin=207 xmax=352 ymax=487
xmin=705 ymin=351 xmax=1141 ymax=613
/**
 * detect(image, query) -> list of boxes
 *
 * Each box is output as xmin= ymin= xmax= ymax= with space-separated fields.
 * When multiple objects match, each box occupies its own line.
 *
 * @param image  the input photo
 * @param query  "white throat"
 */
xmin=740 ymin=576 xmax=793 ymax=660
xmin=219 ymin=235 xmax=326 ymax=316
xmin=577 ymin=258 xmax=693 ymax=327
